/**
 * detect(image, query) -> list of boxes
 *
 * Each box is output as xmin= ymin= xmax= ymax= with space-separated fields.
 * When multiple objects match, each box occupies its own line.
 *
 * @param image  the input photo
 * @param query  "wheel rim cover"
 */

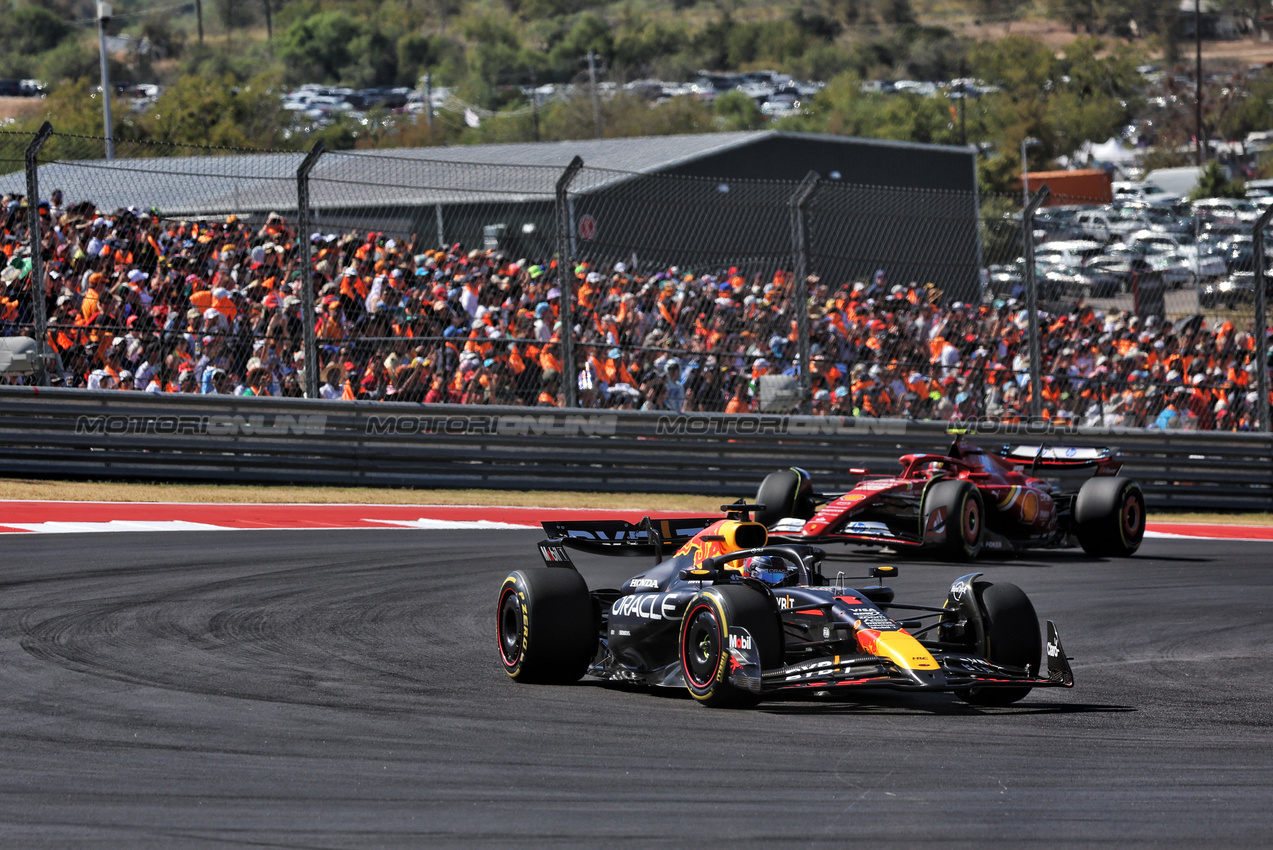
xmin=963 ymin=499 xmax=980 ymax=544
xmin=498 ymin=589 xmax=522 ymax=666
xmin=683 ymin=607 xmax=720 ymax=688
xmin=1122 ymin=494 xmax=1141 ymax=538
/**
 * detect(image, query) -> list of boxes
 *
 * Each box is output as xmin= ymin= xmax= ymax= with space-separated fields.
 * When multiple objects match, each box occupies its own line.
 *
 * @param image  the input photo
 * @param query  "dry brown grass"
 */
xmin=0 ymin=478 xmax=722 ymax=511
xmin=1144 ymin=512 xmax=1273 ymax=526
xmin=0 ymin=97 xmax=44 ymax=123
xmin=0 ymin=478 xmax=1267 ymax=523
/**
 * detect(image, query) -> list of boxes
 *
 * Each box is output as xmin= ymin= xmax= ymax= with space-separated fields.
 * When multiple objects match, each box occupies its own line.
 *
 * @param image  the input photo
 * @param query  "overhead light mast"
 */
xmin=97 ymin=1 xmax=114 ymax=161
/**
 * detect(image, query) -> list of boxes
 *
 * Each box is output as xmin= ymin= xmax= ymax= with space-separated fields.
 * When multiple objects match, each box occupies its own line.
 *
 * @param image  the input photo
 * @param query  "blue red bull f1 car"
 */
xmin=497 ymin=505 xmax=1074 ymax=708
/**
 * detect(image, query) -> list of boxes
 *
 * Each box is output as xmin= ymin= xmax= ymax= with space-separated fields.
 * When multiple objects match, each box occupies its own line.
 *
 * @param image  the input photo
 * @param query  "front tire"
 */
xmin=1074 ymin=477 xmax=1145 ymax=557
xmin=679 ymin=584 xmax=781 ymax=708
xmin=497 ymin=569 xmax=595 ymax=683
xmin=754 ymin=468 xmax=815 ymax=528
xmin=923 ymin=479 xmax=984 ymax=561
xmin=957 ymin=580 xmax=1042 ymax=706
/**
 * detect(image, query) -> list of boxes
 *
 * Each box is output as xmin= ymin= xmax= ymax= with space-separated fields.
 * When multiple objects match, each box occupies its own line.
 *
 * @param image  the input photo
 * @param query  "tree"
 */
xmin=780 ymin=73 xmax=877 ymax=137
xmin=1 ymin=6 xmax=71 ymax=58
xmin=36 ymin=40 xmax=106 ymax=88
xmin=15 ymin=79 xmax=134 ymax=159
xmin=277 ymin=11 xmax=365 ymax=84
xmin=714 ymin=89 xmax=765 ymax=131
xmin=1190 ymin=161 xmax=1245 ymax=200
xmin=1047 ymin=0 xmax=1098 ymax=33
xmin=143 ymin=72 xmax=287 ymax=149
xmin=139 ymin=14 xmax=187 ymax=60
xmin=1045 ymin=38 xmax=1140 ymax=156
xmin=217 ymin=0 xmax=258 ymax=49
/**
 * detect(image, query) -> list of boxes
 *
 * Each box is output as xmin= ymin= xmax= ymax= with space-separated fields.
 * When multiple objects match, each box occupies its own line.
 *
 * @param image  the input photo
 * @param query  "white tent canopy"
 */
xmin=1088 ymin=137 xmax=1138 ymax=164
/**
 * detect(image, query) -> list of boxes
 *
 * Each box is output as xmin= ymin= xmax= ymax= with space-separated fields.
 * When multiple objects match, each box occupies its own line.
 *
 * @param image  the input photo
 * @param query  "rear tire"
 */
xmin=922 ymin=480 xmax=984 ymax=561
xmin=754 ymin=468 xmax=814 ymax=528
xmin=1075 ymin=477 xmax=1145 ymax=557
xmin=680 ymin=584 xmax=781 ymax=708
xmin=957 ymin=581 xmax=1042 ymax=706
xmin=497 ymin=569 xmax=595 ymax=683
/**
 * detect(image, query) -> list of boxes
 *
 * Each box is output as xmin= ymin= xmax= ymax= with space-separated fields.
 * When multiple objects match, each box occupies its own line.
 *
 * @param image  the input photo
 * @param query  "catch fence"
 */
xmin=0 ymin=125 xmax=1267 ymax=435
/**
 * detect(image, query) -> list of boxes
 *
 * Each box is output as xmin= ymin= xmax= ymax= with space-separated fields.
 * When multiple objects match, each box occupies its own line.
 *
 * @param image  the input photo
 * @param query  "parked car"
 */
xmin=1198 ymin=270 xmax=1273 ymax=309
xmin=1033 ymin=239 xmax=1105 ymax=266
xmin=1112 ymin=181 xmax=1180 ymax=205
xmin=1124 ymin=230 xmax=1227 ymax=283
xmin=1192 ymin=197 xmax=1263 ymax=225
xmin=1074 ymin=205 xmax=1191 ymax=243
xmin=1033 ymin=205 xmax=1090 ymax=243
xmin=1213 ymin=234 xmax=1273 ymax=273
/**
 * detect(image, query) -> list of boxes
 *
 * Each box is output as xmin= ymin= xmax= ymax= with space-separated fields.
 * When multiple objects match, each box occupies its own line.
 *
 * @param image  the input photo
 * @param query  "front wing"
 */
xmin=729 ymin=621 xmax=1075 ymax=696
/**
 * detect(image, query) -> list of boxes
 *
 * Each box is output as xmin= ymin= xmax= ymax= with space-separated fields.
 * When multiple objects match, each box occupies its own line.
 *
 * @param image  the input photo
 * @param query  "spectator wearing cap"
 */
xmin=663 ymin=358 xmax=686 ymax=412
xmin=171 ymin=366 xmax=195 ymax=393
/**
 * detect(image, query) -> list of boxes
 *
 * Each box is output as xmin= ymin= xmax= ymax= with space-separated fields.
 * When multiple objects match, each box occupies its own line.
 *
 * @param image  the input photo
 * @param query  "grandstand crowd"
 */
xmin=1 ymin=192 xmax=1269 ymax=431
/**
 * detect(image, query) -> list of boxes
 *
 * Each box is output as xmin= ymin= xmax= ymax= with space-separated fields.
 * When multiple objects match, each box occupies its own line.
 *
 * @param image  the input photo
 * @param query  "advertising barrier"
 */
xmin=1 ymin=386 xmax=1268 ymax=510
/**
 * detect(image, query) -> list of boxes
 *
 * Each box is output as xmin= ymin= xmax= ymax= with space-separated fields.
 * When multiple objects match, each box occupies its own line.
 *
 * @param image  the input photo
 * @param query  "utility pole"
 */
xmin=196 ymin=0 xmax=204 ymax=44
xmin=425 ymin=72 xmax=434 ymax=135
xmin=587 ymin=51 xmax=602 ymax=139
xmin=1021 ymin=136 xmax=1039 ymax=209
xmin=97 ymin=1 xmax=114 ymax=161
xmin=530 ymin=67 xmax=540 ymax=143
xmin=1195 ymin=0 xmax=1204 ymax=166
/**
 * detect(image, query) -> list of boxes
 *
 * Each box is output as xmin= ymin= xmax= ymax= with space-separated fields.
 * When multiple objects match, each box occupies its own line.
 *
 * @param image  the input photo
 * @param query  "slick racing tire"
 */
xmin=956 ymin=581 xmax=1042 ymax=707
xmin=679 ymin=584 xmax=781 ymax=708
xmin=754 ymin=468 xmax=815 ymax=529
xmin=497 ymin=569 xmax=595 ymax=684
xmin=922 ymin=480 xmax=984 ymax=561
xmin=1074 ymin=477 xmax=1145 ymax=558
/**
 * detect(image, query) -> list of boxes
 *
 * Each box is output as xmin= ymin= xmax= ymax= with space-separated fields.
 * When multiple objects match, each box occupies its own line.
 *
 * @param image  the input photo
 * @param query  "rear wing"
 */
xmin=538 ymin=516 xmax=719 ymax=567
xmin=999 ymin=445 xmax=1122 ymax=474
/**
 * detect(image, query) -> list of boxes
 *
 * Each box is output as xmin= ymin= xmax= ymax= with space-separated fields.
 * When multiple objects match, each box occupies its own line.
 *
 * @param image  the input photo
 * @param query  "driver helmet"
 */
xmin=745 ymin=555 xmax=796 ymax=587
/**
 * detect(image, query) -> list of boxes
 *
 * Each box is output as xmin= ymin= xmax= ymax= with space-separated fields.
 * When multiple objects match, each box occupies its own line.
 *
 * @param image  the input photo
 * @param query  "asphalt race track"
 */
xmin=1 ymin=529 xmax=1271 ymax=847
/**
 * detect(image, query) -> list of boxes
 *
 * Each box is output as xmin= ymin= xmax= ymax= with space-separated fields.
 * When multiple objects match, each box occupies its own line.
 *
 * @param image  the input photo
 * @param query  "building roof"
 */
xmin=0 ymin=130 xmax=966 ymax=217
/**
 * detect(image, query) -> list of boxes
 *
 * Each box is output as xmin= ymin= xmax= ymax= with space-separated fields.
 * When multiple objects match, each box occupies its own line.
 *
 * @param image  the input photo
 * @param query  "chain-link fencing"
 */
xmin=0 ymin=125 xmax=1267 ymax=431
xmin=2 ymin=131 xmax=305 ymax=396
xmin=1007 ymin=186 xmax=1270 ymax=431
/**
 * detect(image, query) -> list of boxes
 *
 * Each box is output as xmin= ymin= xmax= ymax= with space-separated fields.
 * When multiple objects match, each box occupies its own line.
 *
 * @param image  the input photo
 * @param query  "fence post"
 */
xmin=297 ymin=140 xmax=325 ymax=400
xmin=1022 ymin=184 xmax=1050 ymax=423
xmin=790 ymin=171 xmax=819 ymax=415
xmin=555 ymin=155 xmax=584 ymax=408
xmin=24 ymin=121 xmax=53 ymax=386
xmin=1253 ymin=204 xmax=1271 ymax=432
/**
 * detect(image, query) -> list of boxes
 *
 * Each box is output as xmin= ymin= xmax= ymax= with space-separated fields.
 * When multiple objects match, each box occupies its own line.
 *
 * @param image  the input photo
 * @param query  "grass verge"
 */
xmin=0 ymin=478 xmax=722 ymax=511
xmin=0 ymin=478 xmax=1268 ymax=524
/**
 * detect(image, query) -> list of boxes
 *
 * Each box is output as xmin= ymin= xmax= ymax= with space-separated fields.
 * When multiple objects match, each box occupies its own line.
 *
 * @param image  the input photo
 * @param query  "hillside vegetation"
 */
xmin=3 ymin=0 xmax=1272 ymax=194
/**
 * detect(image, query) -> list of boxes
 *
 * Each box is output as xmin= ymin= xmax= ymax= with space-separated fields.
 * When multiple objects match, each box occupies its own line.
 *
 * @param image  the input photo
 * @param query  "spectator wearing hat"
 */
xmin=663 ymin=358 xmax=685 ymax=412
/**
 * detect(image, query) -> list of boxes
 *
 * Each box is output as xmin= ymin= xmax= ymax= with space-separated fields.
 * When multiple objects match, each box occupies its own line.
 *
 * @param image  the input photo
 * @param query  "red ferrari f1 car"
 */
xmin=754 ymin=436 xmax=1145 ymax=561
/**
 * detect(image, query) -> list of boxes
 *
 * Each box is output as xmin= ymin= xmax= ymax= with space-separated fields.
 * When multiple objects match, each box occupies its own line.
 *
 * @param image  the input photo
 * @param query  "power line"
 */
xmin=72 ymin=2 xmax=195 ymax=25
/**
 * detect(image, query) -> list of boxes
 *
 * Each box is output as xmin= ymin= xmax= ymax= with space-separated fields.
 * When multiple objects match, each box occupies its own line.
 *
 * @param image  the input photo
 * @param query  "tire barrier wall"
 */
xmin=1 ymin=386 xmax=1269 ymax=510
